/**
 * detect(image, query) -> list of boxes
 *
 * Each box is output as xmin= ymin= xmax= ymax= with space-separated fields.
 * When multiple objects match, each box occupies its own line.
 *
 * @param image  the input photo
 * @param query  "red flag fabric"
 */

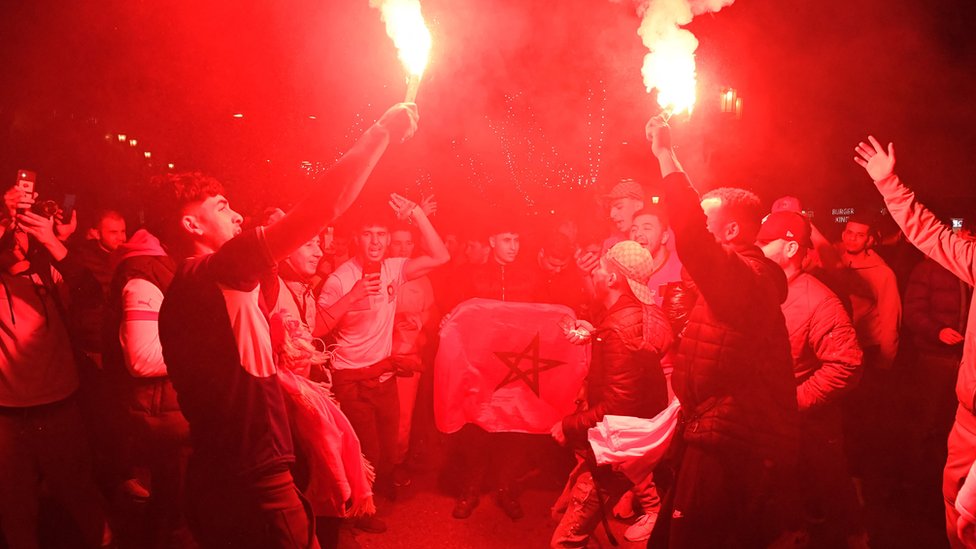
xmin=435 ymin=298 xmax=590 ymax=434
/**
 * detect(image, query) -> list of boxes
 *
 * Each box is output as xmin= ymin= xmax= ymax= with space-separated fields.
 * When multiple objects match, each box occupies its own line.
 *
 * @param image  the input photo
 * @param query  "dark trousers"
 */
xmin=798 ymin=409 xmax=864 ymax=544
xmin=0 ymin=397 xmax=109 ymax=549
xmin=453 ymin=424 xmax=533 ymax=496
xmin=649 ymin=443 xmax=790 ymax=549
xmin=184 ymin=462 xmax=319 ymax=549
xmin=330 ymin=375 xmax=400 ymax=487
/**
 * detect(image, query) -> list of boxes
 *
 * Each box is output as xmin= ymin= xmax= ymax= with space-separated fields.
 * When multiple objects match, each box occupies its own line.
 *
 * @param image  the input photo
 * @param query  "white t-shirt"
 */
xmin=318 ymin=257 xmax=408 ymax=373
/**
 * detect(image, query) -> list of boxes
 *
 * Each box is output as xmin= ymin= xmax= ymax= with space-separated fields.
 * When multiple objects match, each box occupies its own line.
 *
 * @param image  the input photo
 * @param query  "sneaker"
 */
xmin=353 ymin=515 xmax=387 ymax=534
xmin=495 ymin=489 xmax=524 ymax=521
xmin=393 ymin=464 xmax=412 ymax=488
xmin=612 ymin=490 xmax=636 ymax=519
xmin=624 ymin=513 xmax=658 ymax=542
xmin=452 ymin=494 xmax=480 ymax=519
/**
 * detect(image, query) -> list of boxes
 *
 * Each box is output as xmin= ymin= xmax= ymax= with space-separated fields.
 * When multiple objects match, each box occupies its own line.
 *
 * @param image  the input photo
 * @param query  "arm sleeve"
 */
xmin=876 ymin=267 xmax=902 ymax=368
xmin=903 ymin=261 xmax=943 ymax=344
xmin=797 ymin=293 xmax=864 ymax=411
xmin=662 ymin=171 xmax=766 ymax=321
xmin=204 ymin=226 xmax=277 ymax=290
xmin=957 ymin=460 xmax=976 ymax=524
xmin=120 ymin=278 xmax=168 ymax=378
xmin=876 ymin=174 xmax=976 ymax=286
xmin=562 ymin=330 xmax=648 ymax=445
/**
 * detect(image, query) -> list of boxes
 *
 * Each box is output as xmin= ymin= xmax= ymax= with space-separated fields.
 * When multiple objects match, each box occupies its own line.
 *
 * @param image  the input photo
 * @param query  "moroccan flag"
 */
xmin=435 ymin=298 xmax=590 ymax=435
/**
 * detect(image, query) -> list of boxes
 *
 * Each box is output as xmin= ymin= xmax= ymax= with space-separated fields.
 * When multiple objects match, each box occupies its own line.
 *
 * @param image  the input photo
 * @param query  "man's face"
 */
xmin=539 ymin=250 xmax=570 ymax=274
xmin=630 ymin=213 xmax=666 ymax=255
xmin=464 ymin=240 xmax=488 ymax=265
xmin=389 ymin=230 xmax=415 ymax=259
xmin=842 ymin=222 xmax=872 ymax=255
xmin=286 ymin=236 xmax=323 ymax=278
xmin=357 ymin=225 xmax=390 ymax=262
xmin=185 ymin=194 xmax=243 ymax=251
xmin=591 ymin=258 xmax=614 ymax=301
xmin=97 ymin=217 xmax=127 ymax=251
xmin=758 ymin=238 xmax=791 ymax=269
xmin=489 ymin=232 xmax=520 ymax=265
xmin=609 ymin=198 xmax=643 ymax=233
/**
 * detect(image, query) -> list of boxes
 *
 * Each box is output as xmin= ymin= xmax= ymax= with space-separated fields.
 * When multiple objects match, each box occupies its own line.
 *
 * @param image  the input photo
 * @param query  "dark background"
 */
xmin=1 ymin=0 xmax=974 ymax=238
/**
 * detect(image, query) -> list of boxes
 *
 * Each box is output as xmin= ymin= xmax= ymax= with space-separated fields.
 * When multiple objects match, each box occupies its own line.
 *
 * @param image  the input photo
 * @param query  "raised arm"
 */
xmin=263 ymin=104 xmax=419 ymax=262
xmin=855 ymin=136 xmax=976 ymax=286
xmin=388 ymin=194 xmax=450 ymax=281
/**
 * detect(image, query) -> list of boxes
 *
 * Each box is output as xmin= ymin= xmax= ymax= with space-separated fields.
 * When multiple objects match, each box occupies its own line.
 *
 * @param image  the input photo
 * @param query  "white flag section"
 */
xmin=435 ymin=298 xmax=590 ymax=435
xmin=588 ymin=397 xmax=681 ymax=484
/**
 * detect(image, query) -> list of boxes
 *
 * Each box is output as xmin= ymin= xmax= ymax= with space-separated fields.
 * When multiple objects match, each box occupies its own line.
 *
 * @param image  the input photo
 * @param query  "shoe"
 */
xmin=452 ymin=494 xmax=480 ymax=519
xmin=393 ymin=464 xmax=412 ymax=488
xmin=495 ymin=489 xmax=524 ymax=521
xmin=624 ymin=513 xmax=658 ymax=542
xmin=353 ymin=515 xmax=387 ymax=534
xmin=613 ymin=490 xmax=636 ymax=519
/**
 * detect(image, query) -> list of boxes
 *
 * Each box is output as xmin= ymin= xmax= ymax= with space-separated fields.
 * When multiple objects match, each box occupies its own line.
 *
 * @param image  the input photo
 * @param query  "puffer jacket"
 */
xmin=562 ymin=294 xmax=671 ymax=446
xmin=664 ymin=172 xmax=799 ymax=459
xmin=783 ymin=272 xmax=863 ymax=412
xmin=873 ymin=174 xmax=976 ymax=414
xmin=904 ymin=257 xmax=971 ymax=356
xmin=102 ymin=229 xmax=182 ymax=417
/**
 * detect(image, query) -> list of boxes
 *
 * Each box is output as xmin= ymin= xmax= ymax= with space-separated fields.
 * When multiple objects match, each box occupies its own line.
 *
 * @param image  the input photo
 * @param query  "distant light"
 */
xmin=308 ymin=115 xmax=317 ymax=120
xmin=117 ymin=134 xmax=127 ymax=142
xmin=104 ymin=134 xmax=113 ymax=141
xmin=233 ymin=113 xmax=244 ymax=119
xmin=167 ymin=163 xmax=175 ymax=169
xmin=144 ymin=151 xmax=152 ymax=159
xmin=550 ymin=209 xmax=556 ymax=215
xmin=651 ymin=196 xmax=660 ymax=204
xmin=129 ymin=139 xmax=138 ymax=147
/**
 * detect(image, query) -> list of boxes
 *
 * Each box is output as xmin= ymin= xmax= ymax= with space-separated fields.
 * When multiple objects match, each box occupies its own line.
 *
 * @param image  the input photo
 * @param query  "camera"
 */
xmin=32 ymin=199 xmax=59 ymax=219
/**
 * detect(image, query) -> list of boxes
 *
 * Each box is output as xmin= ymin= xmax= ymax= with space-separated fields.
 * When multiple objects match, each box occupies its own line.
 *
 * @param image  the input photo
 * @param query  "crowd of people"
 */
xmin=1 ymin=102 xmax=976 ymax=549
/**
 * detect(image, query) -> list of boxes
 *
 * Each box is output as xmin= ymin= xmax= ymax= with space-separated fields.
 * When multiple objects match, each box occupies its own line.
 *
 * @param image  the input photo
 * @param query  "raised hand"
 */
xmin=645 ymin=113 xmax=673 ymax=158
xmin=376 ymin=103 xmax=419 ymax=143
xmin=54 ymin=209 xmax=77 ymax=242
xmin=854 ymin=136 xmax=896 ymax=181
xmin=388 ymin=193 xmax=420 ymax=220
xmin=419 ymin=195 xmax=438 ymax=218
xmin=17 ymin=211 xmax=59 ymax=248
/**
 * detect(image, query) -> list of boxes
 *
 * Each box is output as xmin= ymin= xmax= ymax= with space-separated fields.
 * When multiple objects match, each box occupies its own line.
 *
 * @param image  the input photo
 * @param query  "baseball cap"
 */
xmin=757 ymin=211 xmax=812 ymax=248
xmin=604 ymin=179 xmax=645 ymax=203
xmin=605 ymin=240 xmax=655 ymax=305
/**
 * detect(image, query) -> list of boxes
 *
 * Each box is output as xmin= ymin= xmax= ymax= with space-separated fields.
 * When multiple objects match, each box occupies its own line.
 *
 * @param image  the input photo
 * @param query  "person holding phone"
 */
xmin=316 ymin=193 xmax=449 ymax=534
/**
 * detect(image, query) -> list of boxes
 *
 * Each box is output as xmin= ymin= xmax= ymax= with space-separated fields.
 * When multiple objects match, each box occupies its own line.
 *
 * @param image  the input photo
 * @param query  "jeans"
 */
xmin=331 ymin=375 xmax=400 ymax=487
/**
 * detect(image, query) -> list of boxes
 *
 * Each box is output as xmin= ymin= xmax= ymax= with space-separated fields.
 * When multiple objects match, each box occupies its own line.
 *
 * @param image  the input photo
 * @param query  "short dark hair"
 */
xmin=147 ymin=172 xmax=225 ymax=252
xmin=540 ymin=231 xmax=574 ymax=262
xmin=631 ymin=204 xmax=669 ymax=229
xmin=701 ymin=187 xmax=763 ymax=239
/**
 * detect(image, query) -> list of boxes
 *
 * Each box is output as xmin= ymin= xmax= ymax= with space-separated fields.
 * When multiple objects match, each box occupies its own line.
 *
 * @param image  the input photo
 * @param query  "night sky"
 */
xmin=1 ymin=0 xmax=974 ymax=237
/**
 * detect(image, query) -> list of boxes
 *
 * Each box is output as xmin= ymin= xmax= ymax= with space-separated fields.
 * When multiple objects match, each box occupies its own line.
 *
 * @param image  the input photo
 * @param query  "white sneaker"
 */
xmin=624 ymin=512 xmax=658 ymax=542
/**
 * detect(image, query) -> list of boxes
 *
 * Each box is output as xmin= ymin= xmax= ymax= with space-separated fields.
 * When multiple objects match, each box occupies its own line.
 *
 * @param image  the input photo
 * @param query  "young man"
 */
xmin=603 ymin=179 xmax=645 ymax=254
xmin=757 ymin=211 xmax=868 ymax=546
xmin=629 ymin=205 xmax=683 ymax=307
xmin=851 ymin=136 xmax=976 ymax=547
xmin=387 ymin=224 xmax=438 ymax=489
xmin=645 ymin=114 xmax=799 ymax=548
xmin=157 ymin=103 xmax=418 ymax=549
xmin=839 ymin=214 xmax=901 ymax=370
xmin=315 ymin=194 xmax=448 ymax=531
xmin=550 ymin=240 xmax=671 ymax=548
xmin=0 ymin=188 xmax=112 ymax=549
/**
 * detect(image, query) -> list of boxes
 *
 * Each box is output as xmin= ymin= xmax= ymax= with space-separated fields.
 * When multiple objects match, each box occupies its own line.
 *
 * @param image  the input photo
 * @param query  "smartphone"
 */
xmin=362 ymin=260 xmax=381 ymax=278
xmin=62 ymin=194 xmax=76 ymax=220
xmin=15 ymin=170 xmax=36 ymax=214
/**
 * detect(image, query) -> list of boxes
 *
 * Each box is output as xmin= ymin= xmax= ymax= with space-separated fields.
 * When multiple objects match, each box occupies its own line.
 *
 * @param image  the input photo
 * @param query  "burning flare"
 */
xmin=628 ymin=0 xmax=736 ymax=115
xmin=369 ymin=0 xmax=432 ymax=102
